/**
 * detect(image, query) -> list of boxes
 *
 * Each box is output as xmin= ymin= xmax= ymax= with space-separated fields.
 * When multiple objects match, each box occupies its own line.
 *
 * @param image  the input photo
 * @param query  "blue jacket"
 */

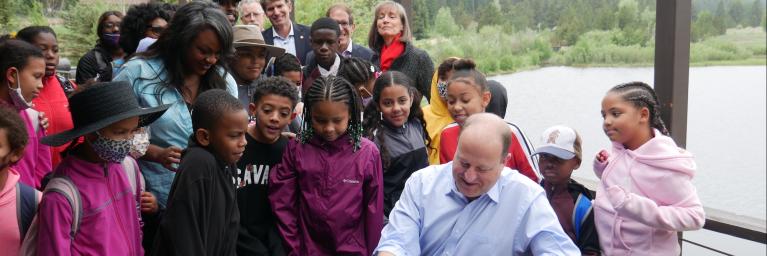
xmin=114 ymin=57 xmax=238 ymax=208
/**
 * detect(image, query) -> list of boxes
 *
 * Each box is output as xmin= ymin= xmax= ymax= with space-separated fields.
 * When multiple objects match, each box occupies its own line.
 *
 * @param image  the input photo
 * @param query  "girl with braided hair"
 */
xmin=361 ymin=71 xmax=429 ymax=217
xmin=338 ymin=56 xmax=378 ymax=107
xmin=268 ymin=75 xmax=383 ymax=255
xmin=593 ymin=81 xmax=705 ymax=255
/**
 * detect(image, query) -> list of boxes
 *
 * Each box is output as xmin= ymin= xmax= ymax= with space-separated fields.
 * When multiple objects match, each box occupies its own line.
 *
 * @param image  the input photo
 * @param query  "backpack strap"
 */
xmin=16 ymin=183 xmax=38 ymax=240
xmin=55 ymin=75 xmax=76 ymax=97
xmin=572 ymin=193 xmax=593 ymax=241
xmin=43 ymin=176 xmax=83 ymax=240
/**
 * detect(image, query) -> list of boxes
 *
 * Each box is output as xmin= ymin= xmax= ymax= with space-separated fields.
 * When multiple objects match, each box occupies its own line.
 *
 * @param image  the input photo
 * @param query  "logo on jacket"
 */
xmin=342 ymin=179 xmax=360 ymax=184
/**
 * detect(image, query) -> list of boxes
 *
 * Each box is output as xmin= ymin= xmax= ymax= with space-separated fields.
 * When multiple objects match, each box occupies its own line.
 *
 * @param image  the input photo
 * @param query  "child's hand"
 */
xmin=159 ymin=146 xmax=182 ymax=171
xmin=140 ymin=191 xmax=159 ymax=214
xmin=281 ymin=132 xmax=297 ymax=139
xmin=596 ymin=149 xmax=609 ymax=163
xmin=39 ymin=111 xmax=50 ymax=131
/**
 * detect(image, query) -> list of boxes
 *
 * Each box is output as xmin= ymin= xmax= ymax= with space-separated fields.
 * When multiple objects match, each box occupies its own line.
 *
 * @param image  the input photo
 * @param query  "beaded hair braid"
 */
xmin=301 ymin=75 xmax=365 ymax=151
xmin=609 ymin=81 xmax=670 ymax=136
xmin=338 ymin=57 xmax=376 ymax=86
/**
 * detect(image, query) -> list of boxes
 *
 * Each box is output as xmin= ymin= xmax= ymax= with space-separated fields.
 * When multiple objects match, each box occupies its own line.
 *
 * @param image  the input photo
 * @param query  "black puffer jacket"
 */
xmin=371 ymin=42 xmax=435 ymax=103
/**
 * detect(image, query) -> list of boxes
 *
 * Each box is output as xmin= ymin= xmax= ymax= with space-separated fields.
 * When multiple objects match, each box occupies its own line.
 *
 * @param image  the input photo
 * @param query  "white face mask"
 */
xmin=8 ymin=72 xmax=33 ymax=110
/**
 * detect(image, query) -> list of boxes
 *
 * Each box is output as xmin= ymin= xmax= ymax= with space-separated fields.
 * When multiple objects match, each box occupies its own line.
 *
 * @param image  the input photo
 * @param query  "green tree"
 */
xmin=28 ymin=1 xmax=48 ymax=26
xmin=477 ymin=3 xmax=501 ymax=28
xmin=553 ymin=7 xmax=586 ymax=46
xmin=0 ymin=0 xmax=16 ymax=34
xmin=412 ymin=0 xmax=431 ymax=38
xmin=729 ymin=0 xmax=745 ymax=26
xmin=692 ymin=10 xmax=718 ymax=41
xmin=432 ymin=7 xmax=460 ymax=36
xmin=748 ymin=0 xmax=765 ymax=27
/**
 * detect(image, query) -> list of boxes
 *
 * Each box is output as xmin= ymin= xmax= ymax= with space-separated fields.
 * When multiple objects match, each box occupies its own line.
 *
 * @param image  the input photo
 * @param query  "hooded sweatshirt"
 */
xmin=593 ymin=130 xmax=705 ymax=255
xmin=0 ymin=168 xmax=41 ymax=255
xmin=152 ymin=138 xmax=240 ymax=256
xmin=422 ymin=71 xmax=453 ymax=164
xmin=269 ymin=134 xmax=384 ymax=256
xmin=36 ymin=155 xmax=143 ymax=255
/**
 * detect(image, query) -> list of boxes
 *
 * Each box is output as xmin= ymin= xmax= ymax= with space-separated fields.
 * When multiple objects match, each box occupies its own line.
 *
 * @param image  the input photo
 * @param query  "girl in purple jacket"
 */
xmin=269 ymin=76 xmax=384 ymax=256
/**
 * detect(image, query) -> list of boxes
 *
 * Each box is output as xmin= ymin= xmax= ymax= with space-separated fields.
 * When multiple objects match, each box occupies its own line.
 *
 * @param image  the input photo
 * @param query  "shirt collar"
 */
xmin=344 ymin=39 xmax=354 ymax=54
xmin=318 ymin=54 xmax=341 ymax=77
xmin=272 ymin=22 xmax=295 ymax=40
xmin=446 ymin=163 xmax=502 ymax=204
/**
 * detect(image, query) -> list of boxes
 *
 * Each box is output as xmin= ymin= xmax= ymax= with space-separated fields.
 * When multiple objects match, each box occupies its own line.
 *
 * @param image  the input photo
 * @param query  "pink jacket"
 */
xmin=0 ymin=168 xmax=41 ymax=255
xmin=593 ymin=130 xmax=705 ymax=255
xmin=36 ymin=156 xmax=143 ymax=255
xmin=14 ymin=108 xmax=52 ymax=190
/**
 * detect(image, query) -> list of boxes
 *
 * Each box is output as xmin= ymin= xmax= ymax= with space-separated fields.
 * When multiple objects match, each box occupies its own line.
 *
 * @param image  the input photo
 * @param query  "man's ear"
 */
xmin=195 ymin=129 xmax=211 ymax=146
xmin=502 ymin=153 xmax=511 ymax=164
xmin=574 ymin=158 xmax=582 ymax=170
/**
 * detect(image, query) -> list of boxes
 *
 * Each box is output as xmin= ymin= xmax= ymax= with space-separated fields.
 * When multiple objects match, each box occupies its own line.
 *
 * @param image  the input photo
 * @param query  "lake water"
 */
xmin=492 ymin=66 xmax=766 ymax=254
xmin=492 ymin=65 xmax=766 ymax=220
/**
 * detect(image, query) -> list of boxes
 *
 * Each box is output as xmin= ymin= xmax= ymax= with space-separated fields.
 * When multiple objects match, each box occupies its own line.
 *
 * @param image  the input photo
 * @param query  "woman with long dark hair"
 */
xmin=114 ymin=1 xmax=237 ymax=211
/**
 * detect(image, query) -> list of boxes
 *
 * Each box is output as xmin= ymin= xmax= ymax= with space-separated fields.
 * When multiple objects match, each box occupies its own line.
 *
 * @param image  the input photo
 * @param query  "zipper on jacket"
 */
xmin=106 ymin=163 xmax=135 ymax=255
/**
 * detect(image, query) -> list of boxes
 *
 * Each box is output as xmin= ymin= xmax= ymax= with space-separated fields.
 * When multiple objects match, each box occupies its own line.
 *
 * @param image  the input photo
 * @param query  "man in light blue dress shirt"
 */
xmin=376 ymin=113 xmax=580 ymax=256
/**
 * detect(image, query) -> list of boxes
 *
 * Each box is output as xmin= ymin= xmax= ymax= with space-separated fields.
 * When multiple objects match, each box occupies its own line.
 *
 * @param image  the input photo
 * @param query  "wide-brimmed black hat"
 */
xmin=41 ymin=81 xmax=170 ymax=147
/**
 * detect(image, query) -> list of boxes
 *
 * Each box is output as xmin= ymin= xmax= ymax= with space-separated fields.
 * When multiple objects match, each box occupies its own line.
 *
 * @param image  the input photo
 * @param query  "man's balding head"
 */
xmin=453 ymin=113 xmax=510 ymax=201
xmin=460 ymin=113 xmax=511 ymax=160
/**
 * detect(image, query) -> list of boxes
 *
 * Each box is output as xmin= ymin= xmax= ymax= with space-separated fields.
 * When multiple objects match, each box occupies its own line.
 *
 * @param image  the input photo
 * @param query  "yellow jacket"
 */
xmin=422 ymin=71 xmax=454 ymax=164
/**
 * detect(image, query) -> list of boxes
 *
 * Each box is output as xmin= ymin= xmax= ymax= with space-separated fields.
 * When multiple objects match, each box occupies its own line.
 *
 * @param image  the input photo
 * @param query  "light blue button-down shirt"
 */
xmin=114 ymin=57 xmax=238 ymax=208
xmin=376 ymin=162 xmax=580 ymax=256
xmin=273 ymin=23 xmax=296 ymax=57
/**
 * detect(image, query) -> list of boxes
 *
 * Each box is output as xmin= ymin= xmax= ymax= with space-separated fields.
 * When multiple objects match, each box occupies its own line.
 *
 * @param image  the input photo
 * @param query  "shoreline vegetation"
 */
xmin=1 ymin=0 xmax=765 ymax=76
xmin=416 ymin=26 xmax=766 ymax=76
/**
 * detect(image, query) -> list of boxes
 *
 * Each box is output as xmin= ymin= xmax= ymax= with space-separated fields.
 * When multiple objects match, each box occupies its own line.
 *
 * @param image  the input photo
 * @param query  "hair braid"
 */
xmin=338 ymin=57 xmax=376 ymax=87
xmin=301 ymin=75 xmax=364 ymax=151
xmin=610 ymin=82 xmax=669 ymax=136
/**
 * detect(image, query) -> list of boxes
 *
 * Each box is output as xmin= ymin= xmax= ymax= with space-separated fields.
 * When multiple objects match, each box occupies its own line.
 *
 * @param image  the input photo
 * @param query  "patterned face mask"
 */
xmin=129 ymin=127 xmax=150 ymax=158
xmin=90 ymin=131 xmax=133 ymax=163
xmin=437 ymin=80 xmax=448 ymax=100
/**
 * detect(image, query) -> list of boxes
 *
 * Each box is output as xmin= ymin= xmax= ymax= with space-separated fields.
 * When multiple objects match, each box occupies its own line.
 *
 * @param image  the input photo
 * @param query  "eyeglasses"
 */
xmin=147 ymin=26 xmax=165 ymax=35
xmin=337 ymin=21 xmax=352 ymax=28
xmin=103 ymin=22 xmax=121 ymax=29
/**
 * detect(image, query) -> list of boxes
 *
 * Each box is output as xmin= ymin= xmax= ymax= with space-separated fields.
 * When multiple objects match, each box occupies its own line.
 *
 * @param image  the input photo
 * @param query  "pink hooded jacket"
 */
xmin=593 ymin=130 xmax=705 ymax=255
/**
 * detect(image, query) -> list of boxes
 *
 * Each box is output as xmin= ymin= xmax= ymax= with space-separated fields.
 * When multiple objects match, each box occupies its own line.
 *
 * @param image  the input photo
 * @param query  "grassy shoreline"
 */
xmin=418 ymin=27 xmax=767 ymax=76
xmin=482 ymin=57 xmax=766 ymax=76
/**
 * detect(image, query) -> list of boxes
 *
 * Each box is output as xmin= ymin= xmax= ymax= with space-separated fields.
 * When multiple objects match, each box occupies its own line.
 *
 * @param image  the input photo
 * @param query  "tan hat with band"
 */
xmin=232 ymin=25 xmax=286 ymax=57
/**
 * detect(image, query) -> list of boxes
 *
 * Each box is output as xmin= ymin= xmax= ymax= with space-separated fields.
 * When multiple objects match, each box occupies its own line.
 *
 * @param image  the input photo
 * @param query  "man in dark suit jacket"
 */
xmin=261 ymin=0 xmax=312 ymax=65
xmin=305 ymin=3 xmax=374 ymax=65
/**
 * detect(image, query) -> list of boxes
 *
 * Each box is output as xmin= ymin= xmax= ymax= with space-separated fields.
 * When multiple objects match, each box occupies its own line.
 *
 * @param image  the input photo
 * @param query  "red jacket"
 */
xmin=33 ymin=76 xmax=75 ymax=167
xmin=439 ymin=123 xmax=538 ymax=183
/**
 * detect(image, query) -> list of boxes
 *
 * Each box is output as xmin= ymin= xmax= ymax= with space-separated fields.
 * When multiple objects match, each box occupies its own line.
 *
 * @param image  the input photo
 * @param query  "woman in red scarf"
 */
xmin=367 ymin=1 xmax=434 ymax=103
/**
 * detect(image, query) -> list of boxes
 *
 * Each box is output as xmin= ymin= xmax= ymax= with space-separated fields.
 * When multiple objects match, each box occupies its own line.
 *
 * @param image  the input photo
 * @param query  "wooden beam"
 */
xmin=654 ymin=0 xmax=691 ymax=148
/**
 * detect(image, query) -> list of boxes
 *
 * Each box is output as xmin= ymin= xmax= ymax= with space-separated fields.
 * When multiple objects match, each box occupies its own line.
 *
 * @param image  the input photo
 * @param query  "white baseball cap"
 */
xmin=534 ymin=125 xmax=581 ymax=160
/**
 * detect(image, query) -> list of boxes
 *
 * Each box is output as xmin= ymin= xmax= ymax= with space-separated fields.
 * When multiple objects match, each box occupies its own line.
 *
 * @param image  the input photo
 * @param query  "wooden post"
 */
xmin=654 ymin=0 xmax=691 ymax=253
xmin=654 ymin=0 xmax=691 ymax=148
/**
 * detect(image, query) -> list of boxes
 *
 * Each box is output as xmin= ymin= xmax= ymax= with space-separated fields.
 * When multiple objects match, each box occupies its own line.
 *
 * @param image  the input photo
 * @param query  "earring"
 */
xmin=380 ymin=112 xmax=383 ymax=121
